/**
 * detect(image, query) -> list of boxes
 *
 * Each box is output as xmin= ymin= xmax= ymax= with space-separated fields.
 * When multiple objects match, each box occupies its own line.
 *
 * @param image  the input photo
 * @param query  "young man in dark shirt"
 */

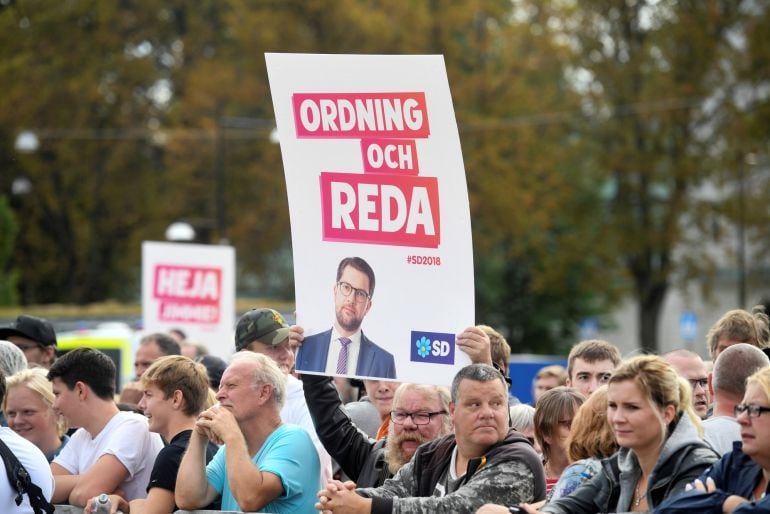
xmin=85 ymin=355 xmax=218 ymax=513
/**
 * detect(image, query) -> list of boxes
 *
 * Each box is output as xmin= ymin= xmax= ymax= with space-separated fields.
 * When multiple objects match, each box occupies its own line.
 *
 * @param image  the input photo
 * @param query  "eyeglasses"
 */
xmin=688 ymin=378 xmax=708 ymax=390
xmin=337 ymin=281 xmax=371 ymax=303
xmin=734 ymin=403 xmax=770 ymax=418
xmin=14 ymin=343 xmax=43 ymax=352
xmin=390 ymin=410 xmax=447 ymax=425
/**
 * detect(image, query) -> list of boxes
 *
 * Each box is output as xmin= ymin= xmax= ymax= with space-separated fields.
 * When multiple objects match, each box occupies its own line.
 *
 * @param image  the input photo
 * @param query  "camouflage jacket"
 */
xmin=356 ymin=429 xmax=545 ymax=514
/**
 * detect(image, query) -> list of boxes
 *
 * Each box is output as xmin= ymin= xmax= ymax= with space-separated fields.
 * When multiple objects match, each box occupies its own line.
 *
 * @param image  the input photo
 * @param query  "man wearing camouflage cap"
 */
xmin=235 ymin=308 xmax=294 ymax=373
xmin=235 ymin=308 xmax=333 ymax=485
xmin=0 ymin=315 xmax=57 ymax=369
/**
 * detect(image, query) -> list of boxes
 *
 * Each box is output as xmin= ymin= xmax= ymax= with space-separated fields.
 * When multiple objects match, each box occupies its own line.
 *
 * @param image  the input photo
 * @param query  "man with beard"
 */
xmin=316 ymin=364 xmax=545 ymax=514
xmin=308 ymin=379 xmax=451 ymax=488
xmin=295 ymin=256 xmax=396 ymax=379
xmin=295 ymin=324 xmax=497 ymax=488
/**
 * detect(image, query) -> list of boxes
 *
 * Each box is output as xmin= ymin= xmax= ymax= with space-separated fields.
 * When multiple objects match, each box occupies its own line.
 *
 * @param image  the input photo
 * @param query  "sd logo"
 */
xmin=410 ymin=331 xmax=455 ymax=365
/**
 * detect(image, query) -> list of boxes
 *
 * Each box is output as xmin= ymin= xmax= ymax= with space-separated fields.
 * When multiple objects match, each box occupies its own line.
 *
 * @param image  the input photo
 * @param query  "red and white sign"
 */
xmin=153 ymin=265 xmax=222 ymax=323
xmin=142 ymin=242 xmax=235 ymax=360
xmin=267 ymin=54 xmax=474 ymax=386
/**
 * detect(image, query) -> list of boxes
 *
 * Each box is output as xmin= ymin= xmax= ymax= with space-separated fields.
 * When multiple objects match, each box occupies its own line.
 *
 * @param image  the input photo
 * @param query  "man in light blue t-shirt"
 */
xmin=175 ymin=352 xmax=320 ymax=513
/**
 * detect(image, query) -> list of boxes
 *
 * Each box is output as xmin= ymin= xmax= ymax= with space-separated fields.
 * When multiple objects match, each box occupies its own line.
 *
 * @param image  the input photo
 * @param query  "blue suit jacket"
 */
xmin=296 ymin=329 xmax=396 ymax=379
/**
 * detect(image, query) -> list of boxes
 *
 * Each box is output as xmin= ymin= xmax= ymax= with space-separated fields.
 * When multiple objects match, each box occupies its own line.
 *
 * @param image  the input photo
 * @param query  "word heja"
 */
xmin=153 ymin=265 xmax=221 ymax=323
xmin=292 ymin=92 xmax=440 ymax=249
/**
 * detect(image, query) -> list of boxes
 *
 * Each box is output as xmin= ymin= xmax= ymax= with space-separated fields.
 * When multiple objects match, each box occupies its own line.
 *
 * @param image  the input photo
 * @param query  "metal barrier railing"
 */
xmin=55 ymin=507 xmax=263 ymax=514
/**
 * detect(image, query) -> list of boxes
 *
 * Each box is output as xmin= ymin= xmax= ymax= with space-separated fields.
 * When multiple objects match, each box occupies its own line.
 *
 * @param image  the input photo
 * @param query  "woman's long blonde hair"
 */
xmin=609 ymin=355 xmax=702 ymax=449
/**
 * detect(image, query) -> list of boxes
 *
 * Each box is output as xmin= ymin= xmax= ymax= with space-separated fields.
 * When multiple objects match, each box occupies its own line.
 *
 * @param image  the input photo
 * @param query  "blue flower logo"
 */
xmin=416 ymin=336 xmax=431 ymax=358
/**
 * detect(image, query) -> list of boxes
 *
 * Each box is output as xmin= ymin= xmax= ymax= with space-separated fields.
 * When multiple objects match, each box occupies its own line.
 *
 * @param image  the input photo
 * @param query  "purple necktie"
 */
xmin=336 ymin=337 xmax=352 ymax=374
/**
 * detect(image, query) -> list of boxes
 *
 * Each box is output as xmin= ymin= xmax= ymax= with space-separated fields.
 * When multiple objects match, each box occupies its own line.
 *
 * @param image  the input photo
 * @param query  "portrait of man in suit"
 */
xmin=296 ymin=256 xmax=396 ymax=379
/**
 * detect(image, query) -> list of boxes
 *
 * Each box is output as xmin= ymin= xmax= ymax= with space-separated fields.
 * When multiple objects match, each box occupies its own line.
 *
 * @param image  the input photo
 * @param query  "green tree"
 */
xmin=9 ymin=1 xmax=761 ymax=357
xmin=539 ymin=0 xmax=763 ymax=352
xmin=0 ymin=1 xmax=627 ymax=353
xmin=451 ymin=5 xmax=625 ymax=353
xmin=0 ymin=195 xmax=19 ymax=305
xmin=0 ymin=1 xmax=177 ymax=303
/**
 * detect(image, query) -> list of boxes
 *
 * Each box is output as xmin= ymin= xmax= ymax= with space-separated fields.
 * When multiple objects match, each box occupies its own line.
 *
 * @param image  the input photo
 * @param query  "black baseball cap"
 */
xmin=196 ymin=354 xmax=228 ymax=390
xmin=235 ymin=308 xmax=290 ymax=351
xmin=0 ymin=315 xmax=57 ymax=348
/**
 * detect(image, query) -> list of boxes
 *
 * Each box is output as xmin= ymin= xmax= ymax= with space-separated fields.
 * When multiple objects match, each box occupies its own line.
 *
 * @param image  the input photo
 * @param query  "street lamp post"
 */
xmin=214 ymin=118 xmax=227 ymax=245
xmin=736 ymin=152 xmax=757 ymax=309
xmin=212 ymin=116 xmax=279 ymax=246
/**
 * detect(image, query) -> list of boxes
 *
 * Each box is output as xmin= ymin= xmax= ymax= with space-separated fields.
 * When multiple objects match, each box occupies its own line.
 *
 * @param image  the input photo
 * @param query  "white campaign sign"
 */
xmin=142 ymin=241 xmax=235 ymax=360
xmin=266 ymin=53 xmax=474 ymax=386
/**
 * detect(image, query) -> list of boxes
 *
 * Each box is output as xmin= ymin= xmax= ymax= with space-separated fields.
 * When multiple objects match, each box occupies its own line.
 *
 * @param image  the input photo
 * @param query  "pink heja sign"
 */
xmin=152 ymin=265 xmax=221 ymax=324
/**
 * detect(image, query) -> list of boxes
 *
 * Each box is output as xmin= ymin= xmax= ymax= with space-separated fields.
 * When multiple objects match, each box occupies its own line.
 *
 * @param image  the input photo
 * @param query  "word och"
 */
xmin=361 ymin=139 xmax=418 ymax=174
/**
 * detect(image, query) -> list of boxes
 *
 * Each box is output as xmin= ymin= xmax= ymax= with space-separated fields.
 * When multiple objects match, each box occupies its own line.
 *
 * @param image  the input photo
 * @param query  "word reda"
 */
xmin=320 ymin=172 xmax=440 ymax=248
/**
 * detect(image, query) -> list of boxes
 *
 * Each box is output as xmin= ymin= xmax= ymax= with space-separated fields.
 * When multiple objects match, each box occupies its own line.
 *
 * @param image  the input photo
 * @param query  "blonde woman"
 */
xmin=478 ymin=355 xmax=719 ymax=514
xmin=3 ymin=368 xmax=68 ymax=462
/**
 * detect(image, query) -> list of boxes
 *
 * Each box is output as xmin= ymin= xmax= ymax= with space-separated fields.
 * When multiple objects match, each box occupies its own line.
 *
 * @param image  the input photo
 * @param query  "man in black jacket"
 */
xmin=316 ymin=364 xmax=546 ymax=514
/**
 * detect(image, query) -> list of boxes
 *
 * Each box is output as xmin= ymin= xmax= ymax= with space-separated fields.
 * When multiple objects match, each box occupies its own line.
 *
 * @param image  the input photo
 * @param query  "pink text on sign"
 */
xmin=319 ymin=172 xmax=440 ymax=248
xmin=293 ymin=92 xmax=430 ymax=139
xmin=153 ymin=265 xmax=221 ymax=324
xmin=361 ymin=139 xmax=419 ymax=175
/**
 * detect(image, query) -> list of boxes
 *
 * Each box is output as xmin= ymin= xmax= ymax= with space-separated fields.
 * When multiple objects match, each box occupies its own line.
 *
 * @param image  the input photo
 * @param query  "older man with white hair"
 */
xmin=175 ymin=352 xmax=320 ymax=513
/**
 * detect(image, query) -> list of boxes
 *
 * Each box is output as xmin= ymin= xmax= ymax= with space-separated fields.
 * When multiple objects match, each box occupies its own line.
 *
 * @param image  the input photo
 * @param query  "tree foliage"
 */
xmin=0 ymin=1 xmax=766 ymax=352
xmin=0 ymin=194 xmax=19 ymax=305
xmin=536 ymin=0 xmax=770 ymax=352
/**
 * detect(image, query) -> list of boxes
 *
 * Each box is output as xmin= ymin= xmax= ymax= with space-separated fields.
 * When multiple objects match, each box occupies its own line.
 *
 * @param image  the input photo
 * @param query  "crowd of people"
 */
xmin=0 ymin=304 xmax=768 ymax=514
